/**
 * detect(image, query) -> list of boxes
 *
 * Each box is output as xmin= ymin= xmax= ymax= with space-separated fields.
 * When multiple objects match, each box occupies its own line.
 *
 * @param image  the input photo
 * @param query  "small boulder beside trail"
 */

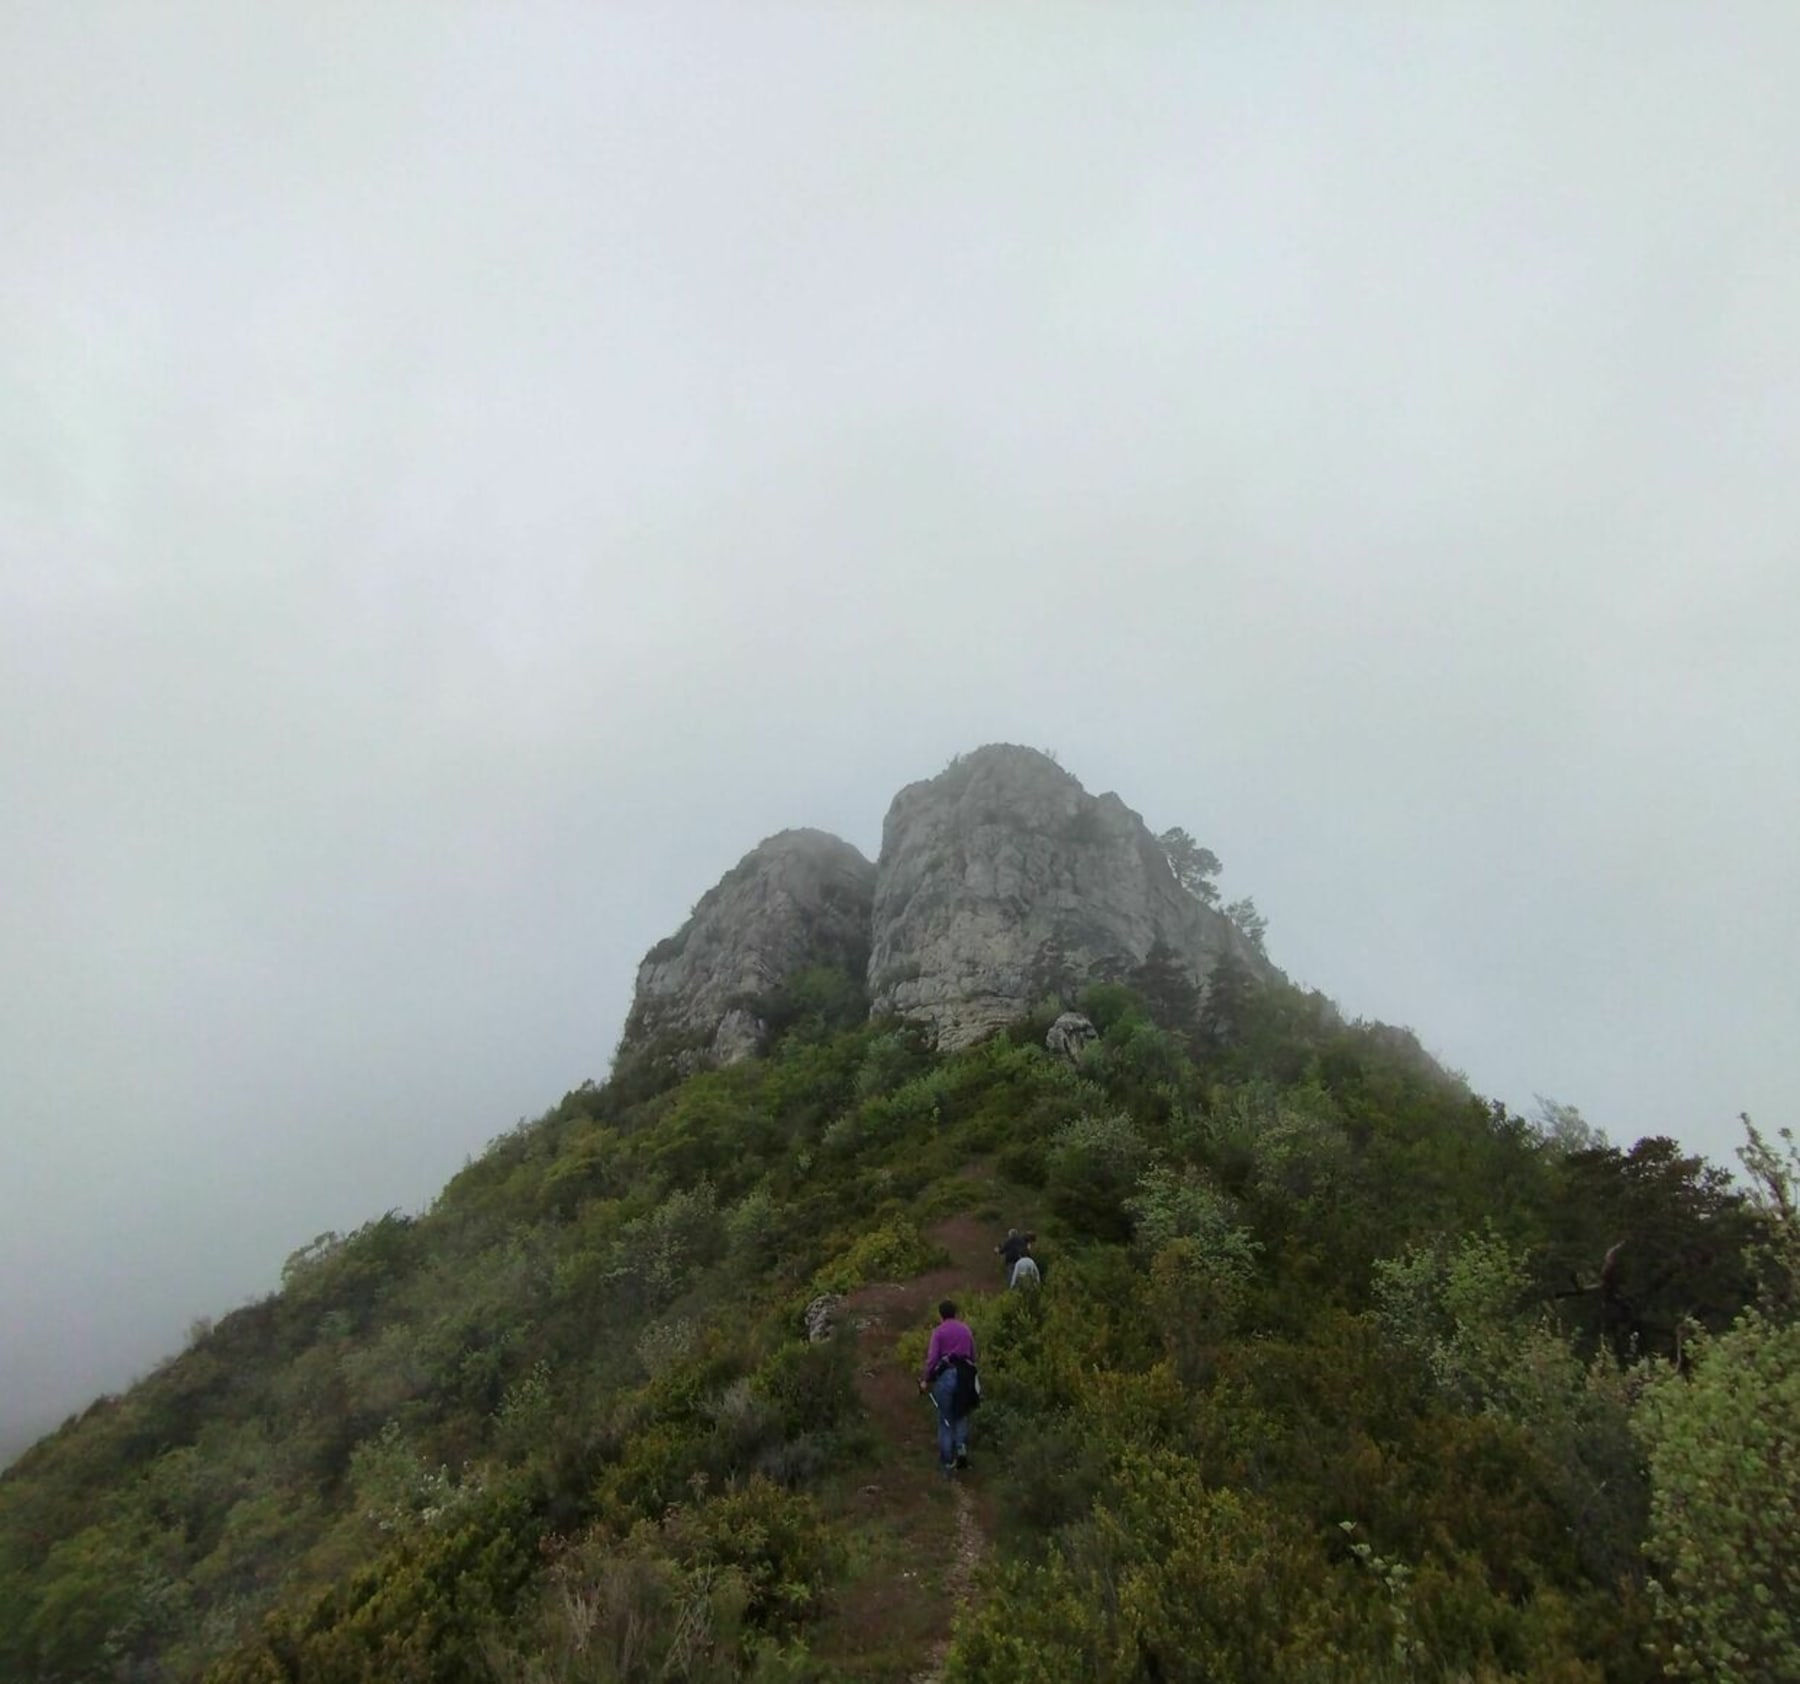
xmin=804 ymin=1292 xmax=843 ymax=1343
xmin=1045 ymin=1011 xmax=1098 ymax=1063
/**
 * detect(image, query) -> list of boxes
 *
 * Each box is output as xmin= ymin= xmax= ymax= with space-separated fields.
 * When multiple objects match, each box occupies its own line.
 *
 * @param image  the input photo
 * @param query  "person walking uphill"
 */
xmin=998 ymin=1226 xmax=1042 ymax=1289
xmin=918 ymin=1299 xmax=979 ymax=1473
xmin=996 ymin=1228 xmax=1036 ymax=1276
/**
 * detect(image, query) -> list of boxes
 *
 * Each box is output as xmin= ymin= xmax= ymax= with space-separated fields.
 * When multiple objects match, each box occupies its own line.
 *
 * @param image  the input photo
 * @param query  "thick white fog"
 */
xmin=3 ymin=5 xmax=1797 ymax=1451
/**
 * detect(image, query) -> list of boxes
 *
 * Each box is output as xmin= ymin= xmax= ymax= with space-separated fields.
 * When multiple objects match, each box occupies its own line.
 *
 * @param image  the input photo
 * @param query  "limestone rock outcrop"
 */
xmin=620 ymin=829 xmax=875 ymax=1065
xmin=803 ymin=1293 xmax=842 ymax=1344
xmin=866 ymin=745 xmax=1268 ymax=1049
xmin=618 ymin=746 xmax=1277 ymax=1071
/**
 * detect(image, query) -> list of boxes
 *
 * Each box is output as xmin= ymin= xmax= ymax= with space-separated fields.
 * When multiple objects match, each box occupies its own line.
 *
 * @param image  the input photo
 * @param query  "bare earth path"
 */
xmin=911 ymin=1483 xmax=984 ymax=1684
xmin=817 ymin=1208 xmax=999 ymax=1681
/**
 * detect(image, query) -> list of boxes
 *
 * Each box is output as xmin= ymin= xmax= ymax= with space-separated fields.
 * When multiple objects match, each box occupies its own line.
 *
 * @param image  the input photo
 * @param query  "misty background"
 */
xmin=4 ymin=6 xmax=1797 ymax=1461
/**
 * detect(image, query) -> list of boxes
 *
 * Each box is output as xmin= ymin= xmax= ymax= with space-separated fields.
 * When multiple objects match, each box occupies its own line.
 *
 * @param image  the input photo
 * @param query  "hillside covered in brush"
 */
xmin=5 ymin=748 xmax=1796 ymax=1682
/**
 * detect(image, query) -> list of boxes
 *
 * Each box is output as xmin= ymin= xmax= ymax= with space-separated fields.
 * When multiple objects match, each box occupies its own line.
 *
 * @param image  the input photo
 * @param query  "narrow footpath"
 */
xmin=818 ymin=1209 xmax=999 ymax=1681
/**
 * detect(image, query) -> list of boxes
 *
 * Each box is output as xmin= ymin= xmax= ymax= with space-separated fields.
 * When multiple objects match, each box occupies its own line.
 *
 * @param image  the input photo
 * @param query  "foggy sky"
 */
xmin=4 ymin=6 xmax=1798 ymax=1452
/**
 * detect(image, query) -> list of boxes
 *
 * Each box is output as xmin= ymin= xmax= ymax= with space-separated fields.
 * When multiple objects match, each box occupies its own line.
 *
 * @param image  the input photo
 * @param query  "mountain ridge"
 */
xmin=1 ymin=747 xmax=1789 ymax=1683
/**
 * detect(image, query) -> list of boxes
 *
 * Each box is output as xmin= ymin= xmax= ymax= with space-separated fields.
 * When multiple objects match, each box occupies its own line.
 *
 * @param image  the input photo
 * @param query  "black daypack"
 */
xmin=950 ymin=1355 xmax=981 ymax=1416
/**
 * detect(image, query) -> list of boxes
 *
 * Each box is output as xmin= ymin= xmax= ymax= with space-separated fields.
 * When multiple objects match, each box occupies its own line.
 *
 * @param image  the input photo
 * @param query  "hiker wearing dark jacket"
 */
xmin=997 ymin=1228 xmax=1036 ymax=1273
xmin=918 ymin=1299 xmax=977 ymax=1472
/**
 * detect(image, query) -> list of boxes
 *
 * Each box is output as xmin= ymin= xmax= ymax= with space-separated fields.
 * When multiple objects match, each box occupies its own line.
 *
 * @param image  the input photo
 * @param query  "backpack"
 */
xmin=950 ymin=1355 xmax=981 ymax=1416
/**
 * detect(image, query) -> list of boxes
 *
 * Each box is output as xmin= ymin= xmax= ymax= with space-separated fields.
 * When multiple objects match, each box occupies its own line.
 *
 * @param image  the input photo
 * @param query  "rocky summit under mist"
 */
xmin=6 ymin=744 xmax=1787 ymax=1684
xmin=618 ymin=744 xmax=1271 ymax=1066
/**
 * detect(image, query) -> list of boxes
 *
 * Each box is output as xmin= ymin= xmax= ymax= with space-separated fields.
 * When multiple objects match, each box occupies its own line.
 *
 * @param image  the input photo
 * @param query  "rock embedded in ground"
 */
xmin=803 ymin=1292 xmax=843 ymax=1344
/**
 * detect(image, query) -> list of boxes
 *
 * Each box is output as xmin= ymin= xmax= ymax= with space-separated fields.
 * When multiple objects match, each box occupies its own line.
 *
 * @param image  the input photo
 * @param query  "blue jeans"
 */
xmin=929 ymin=1367 xmax=970 ymax=1468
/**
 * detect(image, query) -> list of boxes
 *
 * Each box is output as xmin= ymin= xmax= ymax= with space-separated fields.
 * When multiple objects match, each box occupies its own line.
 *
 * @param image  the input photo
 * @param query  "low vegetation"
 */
xmin=3 ymin=965 xmax=1793 ymax=1681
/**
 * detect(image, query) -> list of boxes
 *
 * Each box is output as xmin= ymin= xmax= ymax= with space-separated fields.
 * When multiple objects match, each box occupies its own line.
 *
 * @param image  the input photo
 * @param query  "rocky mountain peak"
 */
xmin=617 ymin=748 xmax=1269 ymax=1067
xmin=619 ymin=827 xmax=875 ymax=1066
xmin=866 ymin=745 xmax=1265 ymax=1048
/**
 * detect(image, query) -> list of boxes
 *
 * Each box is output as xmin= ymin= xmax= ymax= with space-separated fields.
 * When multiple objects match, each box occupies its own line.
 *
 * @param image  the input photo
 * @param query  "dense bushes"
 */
xmin=485 ymin=1479 xmax=833 ymax=1683
xmin=1630 ymin=1124 xmax=1800 ymax=1684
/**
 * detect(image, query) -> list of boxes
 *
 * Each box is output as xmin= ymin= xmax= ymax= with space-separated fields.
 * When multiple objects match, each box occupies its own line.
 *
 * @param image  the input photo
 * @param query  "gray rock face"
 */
xmin=867 ymin=745 xmax=1267 ymax=1049
xmin=1046 ymin=1011 xmax=1100 ymax=1063
xmin=618 ymin=746 xmax=1276 ymax=1070
xmin=620 ymin=829 xmax=875 ymax=1066
xmin=803 ymin=1293 xmax=842 ymax=1344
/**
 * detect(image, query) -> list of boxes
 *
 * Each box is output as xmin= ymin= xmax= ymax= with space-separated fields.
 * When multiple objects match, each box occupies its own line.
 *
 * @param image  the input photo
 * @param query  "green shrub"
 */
xmin=948 ymin=1454 xmax=1353 ymax=1683
xmin=991 ymin=1414 xmax=1107 ymax=1544
xmin=854 ymin=1030 xmax=928 ymax=1100
xmin=488 ymin=1480 xmax=834 ymax=1682
xmin=1076 ymin=983 xmax=1141 ymax=1035
xmin=810 ymin=1220 xmax=944 ymax=1294
xmin=750 ymin=1340 xmax=858 ymax=1443
xmin=208 ymin=1489 xmax=539 ymax=1684
xmin=725 ymin=1186 xmax=780 ymax=1269
xmin=1125 ymin=1163 xmax=1256 ymax=1263
xmin=1636 ymin=1311 xmax=1800 ymax=1683
xmin=659 ymin=1478 xmax=836 ymax=1631
xmin=1046 ymin=1112 xmax=1149 ymax=1239
xmin=612 ymin=1180 xmax=721 ymax=1308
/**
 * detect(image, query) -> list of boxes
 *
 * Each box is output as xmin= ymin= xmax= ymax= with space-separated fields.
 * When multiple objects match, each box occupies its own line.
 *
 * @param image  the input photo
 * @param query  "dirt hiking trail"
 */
xmin=817 ymin=1206 xmax=1003 ymax=1682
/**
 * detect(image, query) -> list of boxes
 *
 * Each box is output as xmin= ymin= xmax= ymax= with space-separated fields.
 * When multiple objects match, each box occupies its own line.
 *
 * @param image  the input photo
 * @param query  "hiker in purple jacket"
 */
xmin=918 ymin=1299 xmax=978 ymax=1472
